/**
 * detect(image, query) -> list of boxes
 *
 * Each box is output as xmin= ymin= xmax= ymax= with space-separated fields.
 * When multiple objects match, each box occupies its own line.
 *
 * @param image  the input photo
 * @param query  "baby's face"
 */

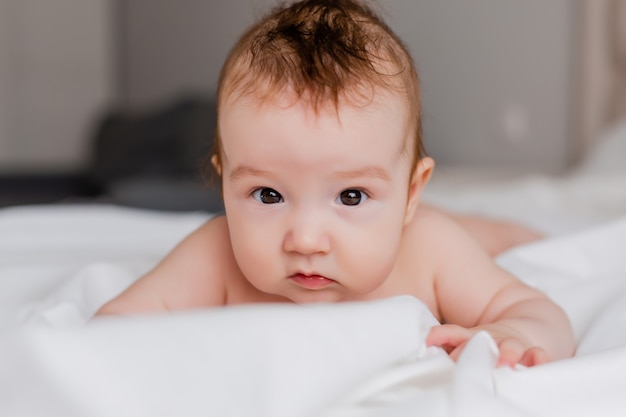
xmin=218 ymin=92 xmax=418 ymax=303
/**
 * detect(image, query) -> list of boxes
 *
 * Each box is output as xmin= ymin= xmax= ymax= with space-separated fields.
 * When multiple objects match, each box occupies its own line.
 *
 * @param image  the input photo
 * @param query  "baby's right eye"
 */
xmin=252 ymin=188 xmax=283 ymax=204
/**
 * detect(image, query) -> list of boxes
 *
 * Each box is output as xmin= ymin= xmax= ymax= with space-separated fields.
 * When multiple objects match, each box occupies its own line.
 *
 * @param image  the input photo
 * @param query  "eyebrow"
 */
xmin=229 ymin=165 xmax=270 ymax=181
xmin=334 ymin=165 xmax=391 ymax=181
xmin=229 ymin=164 xmax=391 ymax=181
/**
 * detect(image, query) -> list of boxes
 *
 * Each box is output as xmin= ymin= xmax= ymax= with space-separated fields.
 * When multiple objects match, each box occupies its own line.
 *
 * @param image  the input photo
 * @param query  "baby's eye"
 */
xmin=252 ymin=187 xmax=283 ymax=204
xmin=337 ymin=189 xmax=368 ymax=206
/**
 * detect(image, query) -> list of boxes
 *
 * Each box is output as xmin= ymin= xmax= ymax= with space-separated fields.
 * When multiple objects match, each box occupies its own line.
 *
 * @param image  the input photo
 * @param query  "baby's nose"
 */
xmin=283 ymin=214 xmax=331 ymax=255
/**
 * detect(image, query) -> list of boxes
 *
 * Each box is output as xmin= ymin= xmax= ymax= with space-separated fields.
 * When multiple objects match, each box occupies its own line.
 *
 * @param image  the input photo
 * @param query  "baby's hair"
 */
xmin=212 ymin=0 xmax=425 ymax=180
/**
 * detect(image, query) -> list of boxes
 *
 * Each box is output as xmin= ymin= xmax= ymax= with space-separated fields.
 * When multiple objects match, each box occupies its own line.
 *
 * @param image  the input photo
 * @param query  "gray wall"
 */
xmin=122 ymin=0 xmax=274 ymax=107
xmin=124 ymin=0 xmax=577 ymax=171
xmin=0 ymin=0 xmax=115 ymax=172
xmin=390 ymin=1 xmax=576 ymax=170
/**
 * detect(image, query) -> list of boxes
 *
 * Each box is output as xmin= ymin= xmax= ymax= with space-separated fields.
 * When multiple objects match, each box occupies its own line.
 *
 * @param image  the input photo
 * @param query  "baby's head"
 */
xmin=212 ymin=0 xmax=434 ymax=303
xmin=213 ymin=0 xmax=425 ymax=176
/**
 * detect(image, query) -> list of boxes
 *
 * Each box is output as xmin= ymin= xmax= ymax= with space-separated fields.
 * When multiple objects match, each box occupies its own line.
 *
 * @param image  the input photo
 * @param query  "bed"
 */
xmin=2 ymin=4 xmax=626 ymax=417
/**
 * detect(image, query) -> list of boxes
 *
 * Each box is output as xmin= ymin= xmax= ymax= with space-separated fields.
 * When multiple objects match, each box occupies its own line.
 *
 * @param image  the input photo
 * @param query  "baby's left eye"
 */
xmin=337 ymin=189 xmax=368 ymax=206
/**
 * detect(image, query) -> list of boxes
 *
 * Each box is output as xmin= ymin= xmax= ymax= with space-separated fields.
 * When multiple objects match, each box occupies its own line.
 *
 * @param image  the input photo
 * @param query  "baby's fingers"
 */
xmin=426 ymin=324 xmax=473 ymax=354
xmin=520 ymin=347 xmax=549 ymax=367
xmin=496 ymin=337 xmax=525 ymax=367
xmin=497 ymin=339 xmax=549 ymax=368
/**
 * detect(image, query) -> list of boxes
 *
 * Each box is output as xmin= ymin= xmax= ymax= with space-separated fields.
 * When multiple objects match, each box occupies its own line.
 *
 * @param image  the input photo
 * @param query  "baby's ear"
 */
xmin=211 ymin=154 xmax=222 ymax=176
xmin=404 ymin=157 xmax=434 ymax=225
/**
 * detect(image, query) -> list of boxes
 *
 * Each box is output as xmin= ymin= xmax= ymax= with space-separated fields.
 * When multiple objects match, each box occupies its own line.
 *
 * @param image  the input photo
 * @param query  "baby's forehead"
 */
xmin=221 ymin=87 xmax=407 ymax=122
xmin=219 ymin=89 xmax=414 ymax=164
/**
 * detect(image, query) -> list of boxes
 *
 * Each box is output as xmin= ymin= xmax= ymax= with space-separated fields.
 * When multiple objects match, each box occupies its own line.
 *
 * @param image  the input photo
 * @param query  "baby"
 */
xmin=97 ymin=0 xmax=575 ymax=367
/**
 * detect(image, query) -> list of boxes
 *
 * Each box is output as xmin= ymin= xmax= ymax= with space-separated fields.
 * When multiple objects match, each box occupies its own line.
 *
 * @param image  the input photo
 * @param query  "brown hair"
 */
xmin=213 ymin=0 xmax=424 ymax=177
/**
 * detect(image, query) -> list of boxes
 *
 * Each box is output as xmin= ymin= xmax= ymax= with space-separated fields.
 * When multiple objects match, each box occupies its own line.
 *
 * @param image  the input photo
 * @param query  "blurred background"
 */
xmin=0 ymin=0 xmax=621 ymax=210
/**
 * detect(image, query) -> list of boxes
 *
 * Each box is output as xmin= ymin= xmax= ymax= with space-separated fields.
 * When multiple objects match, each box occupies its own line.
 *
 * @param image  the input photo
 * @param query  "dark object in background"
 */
xmin=0 ymin=174 xmax=88 ymax=208
xmin=87 ymin=95 xmax=224 ymax=212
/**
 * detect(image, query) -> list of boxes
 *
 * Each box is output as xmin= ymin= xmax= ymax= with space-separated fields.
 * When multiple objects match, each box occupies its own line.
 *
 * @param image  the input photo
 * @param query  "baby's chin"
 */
xmin=283 ymin=289 xmax=349 ymax=305
xmin=278 ymin=281 xmax=385 ymax=305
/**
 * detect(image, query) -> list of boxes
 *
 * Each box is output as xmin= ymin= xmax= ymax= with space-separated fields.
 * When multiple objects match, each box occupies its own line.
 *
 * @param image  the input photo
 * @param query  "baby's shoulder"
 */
xmin=402 ymin=205 xmax=474 ymax=255
xmin=173 ymin=214 xmax=223 ymax=254
xmin=407 ymin=204 xmax=461 ymax=235
xmin=157 ymin=214 xmax=236 ymax=283
xmin=196 ymin=213 xmax=230 ymax=241
xmin=186 ymin=214 xmax=236 ymax=266
xmin=196 ymin=215 xmax=280 ymax=302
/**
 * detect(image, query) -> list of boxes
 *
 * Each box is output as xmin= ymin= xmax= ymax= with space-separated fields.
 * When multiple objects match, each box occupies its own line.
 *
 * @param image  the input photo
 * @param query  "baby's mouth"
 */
xmin=289 ymin=273 xmax=336 ymax=290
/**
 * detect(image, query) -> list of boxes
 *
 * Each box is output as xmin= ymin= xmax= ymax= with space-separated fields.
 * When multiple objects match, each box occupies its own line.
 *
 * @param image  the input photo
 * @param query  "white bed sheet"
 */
xmin=0 ymin=205 xmax=625 ymax=416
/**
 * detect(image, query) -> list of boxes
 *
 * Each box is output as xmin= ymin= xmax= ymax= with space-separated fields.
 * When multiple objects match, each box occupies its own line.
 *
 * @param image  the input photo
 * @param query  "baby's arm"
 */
xmin=96 ymin=216 xmax=232 ymax=316
xmin=418 ymin=210 xmax=575 ymax=366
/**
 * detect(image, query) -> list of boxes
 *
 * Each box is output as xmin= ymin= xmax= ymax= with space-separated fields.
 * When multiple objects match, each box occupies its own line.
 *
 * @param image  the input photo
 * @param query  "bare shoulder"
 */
xmin=399 ymin=205 xmax=493 ymax=284
xmin=407 ymin=205 xmax=528 ymax=326
xmin=396 ymin=207 xmax=461 ymax=273
xmin=386 ymin=205 xmax=456 ymax=316
xmin=172 ymin=214 xmax=234 ymax=265
xmin=402 ymin=204 xmax=468 ymax=253
xmin=404 ymin=204 xmax=505 ymax=276
xmin=96 ymin=215 xmax=239 ymax=315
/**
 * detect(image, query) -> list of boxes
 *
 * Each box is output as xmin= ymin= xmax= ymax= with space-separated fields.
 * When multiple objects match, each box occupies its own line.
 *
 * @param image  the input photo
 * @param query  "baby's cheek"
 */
xmin=237 ymin=228 xmax=282 ymax=270
xmin=233 ymin=238 xmax=269 ymax=268
xmin=348 ymin=244 xmax=397 ymax=293
xmin=233 ymin=252 xmax=270 ymax=291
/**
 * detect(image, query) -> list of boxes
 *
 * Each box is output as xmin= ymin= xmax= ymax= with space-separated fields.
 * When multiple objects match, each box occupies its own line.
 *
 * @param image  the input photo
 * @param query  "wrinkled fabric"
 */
xmin=1 ymin=205 xmax=626 ymax=416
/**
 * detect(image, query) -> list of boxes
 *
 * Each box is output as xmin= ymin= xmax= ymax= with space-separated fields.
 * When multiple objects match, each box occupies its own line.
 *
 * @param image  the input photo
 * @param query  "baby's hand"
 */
xmin=426 ymin=324 xmax=549 ymax=367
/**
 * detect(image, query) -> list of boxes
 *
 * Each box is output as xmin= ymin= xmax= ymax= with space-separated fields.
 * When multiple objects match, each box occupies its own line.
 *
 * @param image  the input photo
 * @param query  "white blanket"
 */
xmin=1 ymin=205 xmax=626 ymax=416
